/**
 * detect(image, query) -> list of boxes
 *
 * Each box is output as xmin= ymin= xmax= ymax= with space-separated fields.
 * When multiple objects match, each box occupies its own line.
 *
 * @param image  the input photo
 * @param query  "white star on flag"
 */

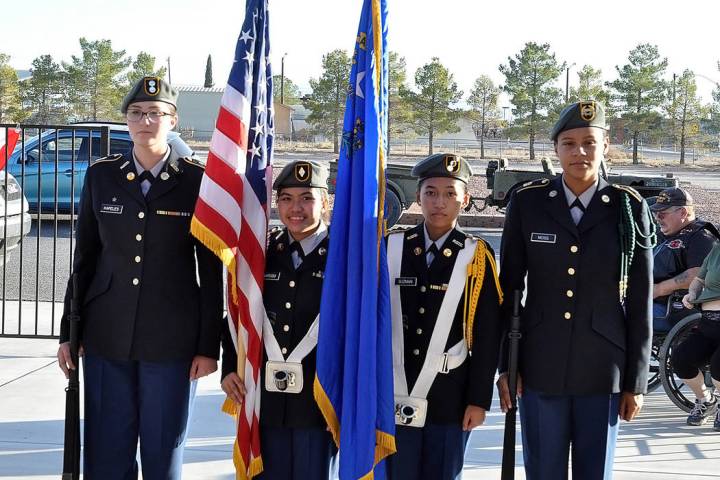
xmin=239 ymin=30 xmax=253 ymax=42
xmin=355 ymin=71 xmax=366 ymax=99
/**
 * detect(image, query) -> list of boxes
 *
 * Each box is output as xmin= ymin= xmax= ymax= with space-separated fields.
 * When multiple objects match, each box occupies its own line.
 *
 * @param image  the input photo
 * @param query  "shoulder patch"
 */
xmin=267 ymin=226 xmax=284 ymax=243
xmin=516 ymin=177 xmax=551 ymax=194
xmin=182 ymin=156 xmax=206 ymax=169
xmin=90 ymin=153 xmax=123 ymax=167
xmin=611 ymin=184 xmax=643 ymax=202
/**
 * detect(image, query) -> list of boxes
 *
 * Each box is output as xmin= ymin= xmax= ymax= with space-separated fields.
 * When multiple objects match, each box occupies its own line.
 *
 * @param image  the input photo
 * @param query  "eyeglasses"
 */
xmin=126 ymin=109 xmax=174 ymax=123
xmin=653 ymin=207 xmax=683 ymax=219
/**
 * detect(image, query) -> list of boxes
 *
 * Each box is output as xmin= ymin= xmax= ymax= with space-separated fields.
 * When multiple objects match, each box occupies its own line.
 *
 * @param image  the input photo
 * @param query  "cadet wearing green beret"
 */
xmin=386 ymin=152 xmax=502 ymax=479
xmin=121 ymin=76 xmax=179 ymax=113
xmin=58 ymin=75 xmax=223 ymax=479
xmin=550 ymin=100 xmax=608 ymax=141
xmin=272 ymin=160 xmax=329 ymax=190
xmin=222 ymin=159 xmax=335 ymax=480
xmin=498 ymin=100 xmax=654 ymax=479
xmin=410 ymin=153 xmax=473 ymax=184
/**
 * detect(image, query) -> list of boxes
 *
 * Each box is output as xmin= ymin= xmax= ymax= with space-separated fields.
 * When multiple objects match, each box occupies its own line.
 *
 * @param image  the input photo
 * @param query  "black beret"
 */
xmin=121 ymin=76 xmax=178 ymax=113
xmin=410 ymin=153 xmax=473 ymax=184
xmin=273 ymin=160 xmax=329 ymax=190
xmin=551 ymin=101 xmax=607 ymax=141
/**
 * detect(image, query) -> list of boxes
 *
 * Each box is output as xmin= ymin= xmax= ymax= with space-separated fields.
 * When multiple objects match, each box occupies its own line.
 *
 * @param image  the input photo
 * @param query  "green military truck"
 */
xmin=330 ymin=157 xmax=679 ymax=227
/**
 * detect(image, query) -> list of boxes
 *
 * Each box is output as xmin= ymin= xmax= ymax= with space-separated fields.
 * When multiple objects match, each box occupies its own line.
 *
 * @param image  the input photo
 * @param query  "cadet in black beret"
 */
xmin=222 ymin=159 xmax=335 ymax=480
xmin=386 ymin=153 xmax=502 ymax=479
xmin=57 ymin=75 xmax=223 ymax=479
xmin=498 ymin=100 xmax=654 ymax=479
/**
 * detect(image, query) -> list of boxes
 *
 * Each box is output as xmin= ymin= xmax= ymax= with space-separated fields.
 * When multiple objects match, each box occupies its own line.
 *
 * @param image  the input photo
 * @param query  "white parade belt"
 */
xmin=387 ymin=232 xmax=476 ymax=428
xmin=263 ymin=313 xmax=319 ymax=394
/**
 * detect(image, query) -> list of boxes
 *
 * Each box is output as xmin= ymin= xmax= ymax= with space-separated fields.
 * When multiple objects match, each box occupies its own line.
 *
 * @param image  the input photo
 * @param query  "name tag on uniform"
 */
xmin=101 ymin=204 xmax=123 ymax=214
xmin=530 ymin=232 xmax=556 ymax=244
xmin=395 ymin=277 xmax=417 ymax=287
xmin=264 ymin=272 xmax=280 ymax=281
xmin=156 ymin=210 xmax=192 ymax=217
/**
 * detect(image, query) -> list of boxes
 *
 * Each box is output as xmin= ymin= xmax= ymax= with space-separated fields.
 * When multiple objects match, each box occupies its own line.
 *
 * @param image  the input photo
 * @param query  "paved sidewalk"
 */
xmin=1 ymin=338 xmax=719 ymax=479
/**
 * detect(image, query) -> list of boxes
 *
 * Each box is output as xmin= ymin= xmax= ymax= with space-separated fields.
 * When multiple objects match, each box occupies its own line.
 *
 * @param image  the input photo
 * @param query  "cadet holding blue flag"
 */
xmin=497 ymin=101 xmax=654 ymax=480
xmin=386 ymin=153 xmax=503 ymax=480
xmin=220 ymin=160 xmax=335 ymax=479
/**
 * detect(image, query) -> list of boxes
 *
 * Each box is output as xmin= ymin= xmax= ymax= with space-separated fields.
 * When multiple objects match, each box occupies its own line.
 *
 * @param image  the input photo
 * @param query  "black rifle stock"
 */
xmin=501 ymin=290 xmax=522 ymax=480
xmin=62 ymin=274 xmax=81 ymax=479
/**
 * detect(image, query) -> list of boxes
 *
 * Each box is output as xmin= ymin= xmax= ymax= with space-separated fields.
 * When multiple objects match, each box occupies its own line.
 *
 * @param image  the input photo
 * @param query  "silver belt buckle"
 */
xmin=394 ymin=395 xmax=428 ymax=428
xmin=265 ymin=361 xmax=304 ymax=394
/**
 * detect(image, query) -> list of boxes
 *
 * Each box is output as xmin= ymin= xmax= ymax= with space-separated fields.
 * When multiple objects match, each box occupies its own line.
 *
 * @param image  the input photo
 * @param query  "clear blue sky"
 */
xmin=3 ymin=0 xmax=720 ymax=105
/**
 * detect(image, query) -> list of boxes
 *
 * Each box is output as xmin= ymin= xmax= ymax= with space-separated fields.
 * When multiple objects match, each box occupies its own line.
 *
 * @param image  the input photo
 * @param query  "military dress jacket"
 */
xmin=221 ymin=228 xmax=329 ymax=429
xmin=60 ymin=150 xmax=224 ymax=362
xmin=391 ymin=224 xmax=502 ymax=424
xmin=654 ymin=219 xmax=719 ymax=304
xmin=499 ymin=176 xmax=654 ymax=395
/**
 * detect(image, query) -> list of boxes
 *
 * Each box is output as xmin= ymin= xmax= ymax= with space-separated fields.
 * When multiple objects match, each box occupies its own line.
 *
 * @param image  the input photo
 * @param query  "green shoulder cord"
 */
xmin=619 ymin=192 xmax=657 ymax=303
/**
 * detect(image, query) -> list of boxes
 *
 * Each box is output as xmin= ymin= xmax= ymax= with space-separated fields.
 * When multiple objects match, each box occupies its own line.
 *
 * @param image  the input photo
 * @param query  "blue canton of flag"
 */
xmin=313 ymin=0 xmax=396 ymax=479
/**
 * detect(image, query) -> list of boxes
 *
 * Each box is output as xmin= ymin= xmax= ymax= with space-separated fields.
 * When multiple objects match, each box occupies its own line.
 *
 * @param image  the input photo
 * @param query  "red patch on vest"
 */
xmin=667 ymin=239 xmax=684 ymax=249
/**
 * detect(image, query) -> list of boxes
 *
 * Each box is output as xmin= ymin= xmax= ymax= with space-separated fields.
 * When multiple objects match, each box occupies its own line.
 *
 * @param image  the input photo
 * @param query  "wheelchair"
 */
xmin=648 ymin=292 xmax=691 ymax=392
xmin=653 ymin=292 xmax=715 ymax=412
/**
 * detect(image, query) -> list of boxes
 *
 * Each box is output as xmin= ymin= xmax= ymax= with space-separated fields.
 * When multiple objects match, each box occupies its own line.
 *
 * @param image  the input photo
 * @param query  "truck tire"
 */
xmin=385 ymin=189 xmax=403 ymax=228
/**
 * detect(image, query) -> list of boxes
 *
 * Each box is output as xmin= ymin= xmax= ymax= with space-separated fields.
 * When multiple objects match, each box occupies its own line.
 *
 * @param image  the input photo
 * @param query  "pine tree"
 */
xmin=204 ymin=54 xmax=214 ymax=88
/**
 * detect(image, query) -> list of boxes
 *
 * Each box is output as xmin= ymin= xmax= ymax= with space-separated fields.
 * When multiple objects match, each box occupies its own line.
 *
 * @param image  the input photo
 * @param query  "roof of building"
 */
xmin=175 ymin=85 xmax=225 ymax=93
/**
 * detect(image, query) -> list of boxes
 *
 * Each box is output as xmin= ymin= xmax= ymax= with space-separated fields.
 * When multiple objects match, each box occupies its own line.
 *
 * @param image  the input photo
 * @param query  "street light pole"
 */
xmin=565 ymin=63 xmax=576 ymax=103
xmin=280 ymin=53 xmax=287 ymax=104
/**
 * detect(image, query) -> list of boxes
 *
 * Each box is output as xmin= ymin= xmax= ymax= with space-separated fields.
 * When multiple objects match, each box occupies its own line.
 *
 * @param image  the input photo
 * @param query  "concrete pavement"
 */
xmin=1 ymin=336 xmax=720 ymax=479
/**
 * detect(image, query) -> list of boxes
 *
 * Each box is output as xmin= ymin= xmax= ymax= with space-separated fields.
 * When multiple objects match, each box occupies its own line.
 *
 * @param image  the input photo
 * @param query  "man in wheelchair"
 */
xmin=651 ymin=188 xmax=719 ymax=334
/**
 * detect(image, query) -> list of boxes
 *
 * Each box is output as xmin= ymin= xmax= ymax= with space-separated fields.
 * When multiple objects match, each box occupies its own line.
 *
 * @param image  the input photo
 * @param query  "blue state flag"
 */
xmin=313 ymin=0 xmax=395 ymax=478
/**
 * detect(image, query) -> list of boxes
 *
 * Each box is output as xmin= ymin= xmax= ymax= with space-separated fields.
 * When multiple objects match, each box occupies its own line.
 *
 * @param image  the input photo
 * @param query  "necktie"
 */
xmin=427 ymin=243 xmax=439 ymax=267
xmin=289 ymin=242 xmax=304 ymax=269
xmin=138 ymin=170 xmax=155 ymax=184
xmin=570 ymin=197 xmax=585 ymax=213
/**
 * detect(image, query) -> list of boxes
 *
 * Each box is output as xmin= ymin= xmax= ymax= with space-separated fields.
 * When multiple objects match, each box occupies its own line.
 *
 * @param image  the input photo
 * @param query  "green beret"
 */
xmin=550 ymin=101 xmax=607 ymax=141
xmin=411 ymin=153 xmax=473 ymax=184
xmin=121 ymin=76 xmax=178 ymax=113
xmin=273 ymin=160 xmax=329 ymax=190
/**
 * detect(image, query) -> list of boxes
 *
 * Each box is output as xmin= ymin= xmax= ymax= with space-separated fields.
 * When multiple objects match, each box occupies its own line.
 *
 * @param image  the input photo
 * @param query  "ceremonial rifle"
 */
xmin=501 ymin=290 xmax=522 ymax=480
xmin=62 ymin=274 xmax=81 ymax=480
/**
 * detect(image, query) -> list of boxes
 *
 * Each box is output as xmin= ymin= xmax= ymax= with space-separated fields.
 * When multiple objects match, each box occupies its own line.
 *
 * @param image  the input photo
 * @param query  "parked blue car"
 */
xmin=7 ymin=123 xmax=196 ymax=213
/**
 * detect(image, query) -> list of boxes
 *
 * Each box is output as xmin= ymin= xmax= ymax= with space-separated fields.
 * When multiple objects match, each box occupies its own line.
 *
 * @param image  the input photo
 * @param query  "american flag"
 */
xmin=190 ymin=0 xmax=273 ymax=478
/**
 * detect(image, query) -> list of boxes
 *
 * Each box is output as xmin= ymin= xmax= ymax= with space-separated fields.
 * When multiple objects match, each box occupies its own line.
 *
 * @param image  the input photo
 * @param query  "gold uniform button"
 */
xmin=413 ymin=349 xmax=420 ymax=356
xmin=420 ymin=286 xmax=427 ymax=293
xmin=416 ymin=328 xmax=423 ymax=335
xmin=135 ymin=256 xmax=141 ymax=263
xmin=283 ymin=325 xmax=290 ymax=332
xmin=570 ymin=245 xmax=578 ymax=253
xmin=281 ymin=347 xmax=288 ymax=355
xmin=564 ymin=312 xmax=572 ymax=320
xmin=285 ymin=302 xmax=292 ymax=309
xmin=138 ymin=211 xmax=145 ymax=219
xmin=132 ymin=278 xmax=139 ymax=286
xmin=289 ymin=280 xmax=296 ymax=288
xmin=566 ymin=290 xmax=574 ymax=298
xmin=135 ymin=234 xmax=142 ymax=241
xmin=568 ymin=267 xmax=576 ymax=275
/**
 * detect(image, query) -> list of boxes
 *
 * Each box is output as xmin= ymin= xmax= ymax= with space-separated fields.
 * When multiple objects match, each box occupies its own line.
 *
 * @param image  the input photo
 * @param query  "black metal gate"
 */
xmin=0 ymin=124 xmax=110 ymax=338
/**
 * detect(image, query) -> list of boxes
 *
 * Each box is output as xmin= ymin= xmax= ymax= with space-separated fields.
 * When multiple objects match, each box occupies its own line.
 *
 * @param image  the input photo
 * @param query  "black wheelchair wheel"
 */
xmin=647 ymin=333 xmax=665 ymax=393
xmin=658 ymin=313 xmax=707 ymax=413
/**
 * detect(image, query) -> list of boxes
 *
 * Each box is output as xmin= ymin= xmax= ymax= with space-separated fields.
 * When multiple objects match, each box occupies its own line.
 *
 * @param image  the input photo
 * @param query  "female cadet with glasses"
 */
xmin=56 ymin=76 xmax=223 ymax=479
